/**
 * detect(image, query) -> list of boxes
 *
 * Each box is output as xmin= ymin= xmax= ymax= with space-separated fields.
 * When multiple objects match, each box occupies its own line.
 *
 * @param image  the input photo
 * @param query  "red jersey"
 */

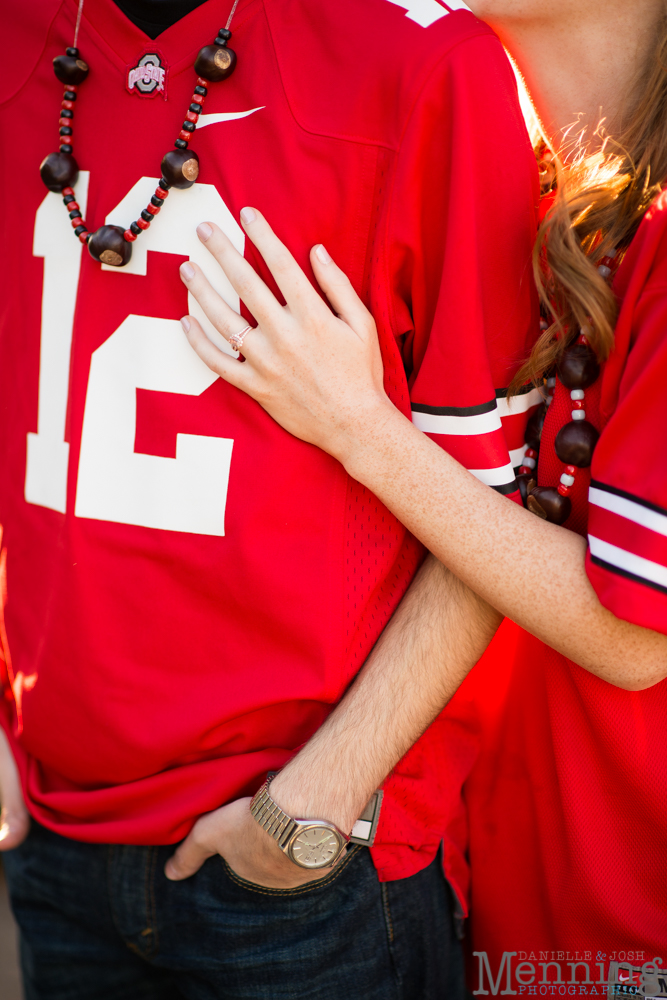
xmin=0 ymin=0 xmax=537 ymax=885
xmin=455 ymin=191 xmax=667 ymax=973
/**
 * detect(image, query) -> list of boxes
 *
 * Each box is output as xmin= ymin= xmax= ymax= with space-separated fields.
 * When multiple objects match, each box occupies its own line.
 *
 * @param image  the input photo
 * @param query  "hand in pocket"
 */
xmin=0 ymin=727 xmax=29 ymax=850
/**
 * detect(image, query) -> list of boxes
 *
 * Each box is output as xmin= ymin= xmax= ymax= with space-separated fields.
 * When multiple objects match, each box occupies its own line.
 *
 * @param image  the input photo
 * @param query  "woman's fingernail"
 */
xmin=197 ymin=222 xmax=213 ymax=242
xmin=314 ymin=244 xmax=332 ymax=265
xmin=240 ymin=207 xmax=256 ymax=226
xmin=180 ymin=316 xmax=191 ymax=333
xmin=180 ymin=262 xmax=195 ymax=280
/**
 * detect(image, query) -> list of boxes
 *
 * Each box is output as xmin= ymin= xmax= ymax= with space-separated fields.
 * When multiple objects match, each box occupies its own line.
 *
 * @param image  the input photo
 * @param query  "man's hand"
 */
xmin=0 ymin=727 xmax=29 ymax=850
xmin=164 ymin=797 xmax=337 ymax=889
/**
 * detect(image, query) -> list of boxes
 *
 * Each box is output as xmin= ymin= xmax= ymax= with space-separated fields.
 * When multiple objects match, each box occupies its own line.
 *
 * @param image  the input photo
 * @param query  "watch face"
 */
xmin=289 ymin=826 xmax=343 ymax=869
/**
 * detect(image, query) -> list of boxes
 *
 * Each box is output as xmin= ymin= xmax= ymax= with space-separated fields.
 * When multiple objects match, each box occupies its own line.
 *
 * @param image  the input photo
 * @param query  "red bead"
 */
xmin=557 ymin=483 xmax=572 ymax=497
xmin=67 ymin=202 xmax=80 ymax=213
xmin=524 ymin=447 xmax=537 ymax=460
xmin=155 ymin=186 xmax=169 ymax=199
xmin=70 ymin=216 xmax=82 ymax=228
xmin=65 ymin=84 xmax=78 ymax=93
xmin=62 ymin=187 xmax=74 ymax=197
xmin=577 ymin=333 xmax=588 ymax=345
xmin=178 ymin=130 xmax=192 ymax=142
xmin=61 ymin=100 xmax=75 ymax=111
xmin=191 ymin=92 xmax=205 ymax=105
xmin=59 ymin=117 xmax=74 ymax=128
xmin=60 ymin=139 xmax=73 ymax=149
xmin=146 ymin=203 xmax=160 ymax=215
xmin=124 ymin=229 xmax=137 ymax=242
xmin=519 ymin=465 xmax=531 ymax=476
xmin=78 ymin=231 xmax=89 ymax=244
xmin=564 ymin=465 xmax=577 ymax=476
xmin=136 ymin=218 xmax=150 ymax=230
xmin=185 ymin=110 xmax=199 ymax=123
xmin=572 ymin=399 xmax=585 ymax=409
xmin=196 ymin=76 xmax=209 ymax=89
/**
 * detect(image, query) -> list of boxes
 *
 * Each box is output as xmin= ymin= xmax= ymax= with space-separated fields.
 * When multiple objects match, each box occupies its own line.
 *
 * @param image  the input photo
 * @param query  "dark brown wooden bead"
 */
xmin=516 ymin=473 xmax=537 ymax=508
xmin=194 ymin=44 xmax=237 ymax=82
xmin=525 ymin=403 xmax=546 ymax=451
xmin=39 ymin=151 xmax=79 ymax=192
xmin=160 ymin=148 xmax=200 ymax=189
xmin=88 ymin=226 xmax=132 ymax=267
xmin=527 ymin=486 xmax=571 ymax=524
xmin=557 ymin=342 xmax=600 ymax=390
xmin=554 ymin=419 xmax=599 ymax=467
xmin=53 ymin=54 xmax=90 ymax=86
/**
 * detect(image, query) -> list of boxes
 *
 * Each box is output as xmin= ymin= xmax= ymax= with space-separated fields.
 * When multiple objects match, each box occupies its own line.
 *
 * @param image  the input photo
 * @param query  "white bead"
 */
xmin=546 ymin=394 xmax=554 ymax=405
xmin=598 ymin=264 xmax=611 ymax=279
xmin=523 ymin=456 xmax=536 ymax=470
xmin=546 ymin=377 xmax=556 ymax=388
xmin=572 ymin=410 xmax=586 ymax=421
xmin=560 ymin=472 xmax=575 ymax=487
xmin=570 ymin=389 xmax=585 ymax=400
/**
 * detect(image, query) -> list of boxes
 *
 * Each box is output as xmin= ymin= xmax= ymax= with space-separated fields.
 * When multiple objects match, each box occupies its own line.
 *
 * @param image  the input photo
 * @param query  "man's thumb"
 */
xmin=164 ymin=833 xmax=213 ymax=881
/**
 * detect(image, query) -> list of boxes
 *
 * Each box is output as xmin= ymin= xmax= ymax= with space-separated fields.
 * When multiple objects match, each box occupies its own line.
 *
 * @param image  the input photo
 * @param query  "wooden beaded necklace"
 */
xmin=516 ymin=254 xmax=618 ymax=525
xmin=38 ymin=0 xmax=241 ymax=267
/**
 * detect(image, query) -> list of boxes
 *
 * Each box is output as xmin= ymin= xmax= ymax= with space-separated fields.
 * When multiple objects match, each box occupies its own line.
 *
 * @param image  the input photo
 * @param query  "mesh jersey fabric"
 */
xmin=0 ymin=0 xmax=538 ymax=892
xmin=448 ymin=190 xmax=667 ymax=958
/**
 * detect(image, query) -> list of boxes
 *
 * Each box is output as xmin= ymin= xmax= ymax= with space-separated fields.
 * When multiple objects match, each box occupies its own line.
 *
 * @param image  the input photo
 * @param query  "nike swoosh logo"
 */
xmin=195 ymin=107 xmax=265 ymax=129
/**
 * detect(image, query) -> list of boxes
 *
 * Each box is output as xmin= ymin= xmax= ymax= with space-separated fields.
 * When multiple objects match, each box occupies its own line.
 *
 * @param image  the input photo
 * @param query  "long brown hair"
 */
xmin=510 ymin=13 xmax=667 ymax=395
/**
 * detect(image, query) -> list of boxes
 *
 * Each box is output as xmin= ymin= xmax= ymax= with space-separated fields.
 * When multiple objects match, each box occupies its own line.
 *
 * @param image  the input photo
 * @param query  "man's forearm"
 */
xmin=271 ymin=553 xmax=501 ymax=833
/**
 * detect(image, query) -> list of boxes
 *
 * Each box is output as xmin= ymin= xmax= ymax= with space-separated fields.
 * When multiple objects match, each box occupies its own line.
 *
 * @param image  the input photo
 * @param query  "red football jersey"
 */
xmin=455 ymin=191 xmax=667 ymax=966
xmin=0 ymin=0 xmax=538 ymax=886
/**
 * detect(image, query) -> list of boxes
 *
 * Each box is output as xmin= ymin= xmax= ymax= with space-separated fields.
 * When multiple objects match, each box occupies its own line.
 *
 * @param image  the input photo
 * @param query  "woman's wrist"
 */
xmin=332 ymin=397 xmax=407 ymax=482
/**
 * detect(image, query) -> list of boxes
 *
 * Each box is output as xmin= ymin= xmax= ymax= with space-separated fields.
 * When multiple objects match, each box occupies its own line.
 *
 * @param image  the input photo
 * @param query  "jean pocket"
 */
xmin=219 ymin=844 xmax=363 ymax=898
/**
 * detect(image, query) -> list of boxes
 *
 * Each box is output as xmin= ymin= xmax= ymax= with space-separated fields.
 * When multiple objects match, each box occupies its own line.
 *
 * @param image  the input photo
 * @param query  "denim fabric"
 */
xmin=3 ymin=822 xmax=464 ymax=1000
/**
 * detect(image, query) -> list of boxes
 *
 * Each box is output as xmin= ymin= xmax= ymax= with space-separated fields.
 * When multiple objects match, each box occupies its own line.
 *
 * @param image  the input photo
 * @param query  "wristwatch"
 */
xmin=250 ymin=776 xmax=349 ymax=870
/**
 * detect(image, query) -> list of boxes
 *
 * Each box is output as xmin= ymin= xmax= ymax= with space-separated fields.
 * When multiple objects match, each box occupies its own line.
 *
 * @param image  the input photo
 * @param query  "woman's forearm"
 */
xmin=338 ymin=402 xmax=667 ymax=690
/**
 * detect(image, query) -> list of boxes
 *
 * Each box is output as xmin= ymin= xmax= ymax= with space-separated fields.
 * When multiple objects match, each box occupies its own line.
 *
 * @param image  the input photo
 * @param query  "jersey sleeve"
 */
xmin=381 ymin=29 xmax=541 ymax=497
xmin=586 ymin=250 xmax=667 ymax=636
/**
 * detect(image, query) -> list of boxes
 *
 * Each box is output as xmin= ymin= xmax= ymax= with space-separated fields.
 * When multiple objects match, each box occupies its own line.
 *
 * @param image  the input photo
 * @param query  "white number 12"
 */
xmin=27 ymin=175 xmax=244 ymax=536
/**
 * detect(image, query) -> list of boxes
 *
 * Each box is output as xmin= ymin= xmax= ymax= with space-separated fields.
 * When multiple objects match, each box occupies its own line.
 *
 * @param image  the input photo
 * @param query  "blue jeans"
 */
xmin=3 ymin=822 xmax=464 ymax=1000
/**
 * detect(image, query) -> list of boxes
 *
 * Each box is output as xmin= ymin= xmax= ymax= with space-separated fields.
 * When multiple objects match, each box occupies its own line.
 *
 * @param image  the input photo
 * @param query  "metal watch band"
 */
xmin=249 ymin=781 xmax=299 ymax=852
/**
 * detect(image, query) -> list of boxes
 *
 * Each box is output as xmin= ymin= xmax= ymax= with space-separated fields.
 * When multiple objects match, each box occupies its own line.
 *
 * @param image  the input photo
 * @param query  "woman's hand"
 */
xmin=179 ymin=208 xmax=395 ymax=466
xmin=0 ymin=727 xmax=29 ymax=850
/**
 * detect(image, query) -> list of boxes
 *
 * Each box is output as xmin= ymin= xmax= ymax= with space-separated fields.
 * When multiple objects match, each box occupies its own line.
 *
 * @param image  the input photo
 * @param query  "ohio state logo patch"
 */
xmin=126 ymin=52 xmax=168 ymax=99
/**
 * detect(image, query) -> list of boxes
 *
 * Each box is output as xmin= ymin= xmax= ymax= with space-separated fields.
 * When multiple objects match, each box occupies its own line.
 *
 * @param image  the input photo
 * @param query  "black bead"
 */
xmin=194 ymin=44 xmax=237 ymax=82
xmin=140 ymin=209 xmax=153 ymax=222
xmin=68 ymin=209 xmax=81 ymax=220
xmin=66 ymin=47 xmax=79 ymax=57
xmin=194 ymin=85 xmax=207 ymax=96
xmin=554 ymin=420 xmax=599 ymax=468
xmin=159 ymin=176 xmax=172 ymax=190
xmin=73 ymin=224 xmax=87 ymax=237
xmin=214 ymin=36 xmax=228 ymax=46
xmin=525 ymin=403 xmax=546 ymax=451
xmin=60 ymin=143 xmax=73 ymax=154
xmin=60 ymin=108 xmax=74 ymax=118
xmin=189 ymin=102 xmax=203 ymax=114
xmin=63 ymin=194 xmax=75 ymax=205
xmin=130 ymin=221 xmax=142 ymax=236
xmin=88 ymin=225 xmax=132 ymax=267
xmin=59 ymin=126 xmax=73 ymax=136
xmin=557 ymin=342 xmax=600 ymax=390
xmin=161 ymin=148 xmax=200 ymax=189
xmin=53 ymin=54 xmax=89 ymax=85
xmin=181 ymin=121 xmax=195 ymax=132
xmin=174 ymin=138 xmax=189 ymax=150
xmin=218 ymin=27 xmax=232 ymax=40
xmin=150 ymin=195 xmax=164 ymax=207
xmin=63 ymin=90 xmax=77 ymax=101
xmin=39 ymin=151 xmax=79 ymax=192
xmin=527 ymin=487 xmax=571 ymax=525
